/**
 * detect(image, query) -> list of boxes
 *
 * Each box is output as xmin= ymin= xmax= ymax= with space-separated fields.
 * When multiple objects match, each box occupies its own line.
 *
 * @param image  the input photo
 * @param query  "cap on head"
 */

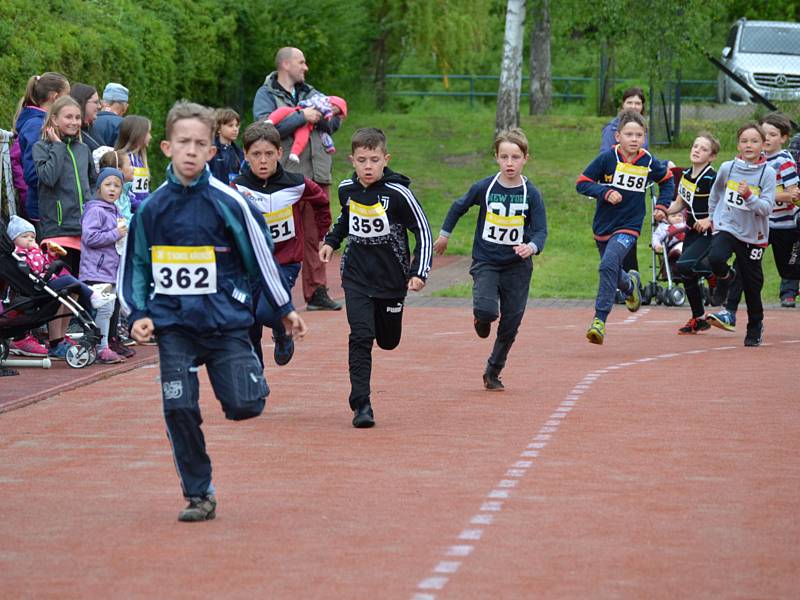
xmin=328 ymin=96 xmax=348 ymax=118
xmin=6 ymin=215 xmax=36 ymax=241
xmin=96 ymin=167 xmax=124 ymax=191
xmin=103 ymin=83 xmax=129 ymax=103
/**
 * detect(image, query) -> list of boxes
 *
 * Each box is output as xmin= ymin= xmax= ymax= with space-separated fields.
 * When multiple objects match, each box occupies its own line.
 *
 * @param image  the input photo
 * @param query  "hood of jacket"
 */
xmin=237 ymin=162 xmax=303 ymax=192
xmin=15 ymin=106 xmax=45 ymax=136
xmin=350 ymin=167 xmax=411 ymax=190
xmin=82 ymin=198 xmax=120 ymax=218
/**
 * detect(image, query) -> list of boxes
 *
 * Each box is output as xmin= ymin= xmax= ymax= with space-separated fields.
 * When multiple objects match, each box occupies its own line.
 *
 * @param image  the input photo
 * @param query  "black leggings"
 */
xmin=708 ymin=231 xmax=764 ymax=326
xmin=675 ymin=230 xmax=712 ymax=318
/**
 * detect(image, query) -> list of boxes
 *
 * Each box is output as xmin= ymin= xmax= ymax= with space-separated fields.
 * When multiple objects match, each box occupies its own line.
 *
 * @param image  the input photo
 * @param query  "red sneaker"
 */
xmin=10 ymin=334 xmax=48 ymax=357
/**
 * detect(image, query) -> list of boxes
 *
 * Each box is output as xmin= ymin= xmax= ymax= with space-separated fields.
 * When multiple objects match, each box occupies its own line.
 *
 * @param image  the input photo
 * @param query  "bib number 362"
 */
xmin=152 ymin=246 xmax=217 ymax=295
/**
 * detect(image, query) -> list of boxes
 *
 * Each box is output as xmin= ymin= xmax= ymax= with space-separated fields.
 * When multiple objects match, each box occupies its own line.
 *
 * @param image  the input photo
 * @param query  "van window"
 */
xmin=740 ymin=25 xmax=800 ymax=55
xmin=726 ymin=25 xmax=738 ymax=49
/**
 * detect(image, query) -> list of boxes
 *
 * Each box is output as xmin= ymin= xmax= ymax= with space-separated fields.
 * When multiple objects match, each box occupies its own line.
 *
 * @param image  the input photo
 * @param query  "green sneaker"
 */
xmin=625 ymin=270 xmax=642 ymax=312
xmin=586 ymin=318 xmax=606 ymax=345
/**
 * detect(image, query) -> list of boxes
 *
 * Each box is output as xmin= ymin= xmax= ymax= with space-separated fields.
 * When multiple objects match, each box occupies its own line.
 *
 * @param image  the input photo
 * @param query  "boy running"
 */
xmin=119 ymin=101 xmax=307 ymax=521
xmin=576 ymin=110 xmax=674 ymax=344
xmin=320 ymin=128 xmax=432 ymax=428
xmin=434 ymin=128 xmax=547 ymax=390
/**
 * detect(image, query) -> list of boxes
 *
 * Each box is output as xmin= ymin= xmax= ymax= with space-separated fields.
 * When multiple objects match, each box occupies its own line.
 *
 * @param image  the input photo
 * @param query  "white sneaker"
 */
xmin=288 ymin=153 xmax=300 ymax=163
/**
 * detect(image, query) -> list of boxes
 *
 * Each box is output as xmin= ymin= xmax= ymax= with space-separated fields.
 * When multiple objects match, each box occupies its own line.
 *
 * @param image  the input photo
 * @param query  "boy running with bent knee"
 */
xmin=434 ymin=128 xmax=547 ymax=390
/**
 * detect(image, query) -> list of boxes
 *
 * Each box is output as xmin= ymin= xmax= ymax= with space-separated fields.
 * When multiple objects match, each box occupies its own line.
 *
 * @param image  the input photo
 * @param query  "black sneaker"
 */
xmin=473 ymin=318 xmax=491 ymax=338
xmin=744 ymin=322 xmax=763 ymax=347
xmin=273 ymin=333 xmax=295 ymax=366
xmin=482 ymin=371 xmax=504 ymax=391
xmin=178 ymin=495 xmax=217 ymax=522
xmin=352 ymin=402 xmax=375 ymax=428
xmin=307 ymin=286 xmax=342 ymax=311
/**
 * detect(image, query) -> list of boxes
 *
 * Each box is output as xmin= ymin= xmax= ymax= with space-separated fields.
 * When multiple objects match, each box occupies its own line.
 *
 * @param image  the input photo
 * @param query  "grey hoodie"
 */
xmin=32 ymin=137 xmax=95 ymax=239
xmin=708 ymin=157 xmax=775 ymax=245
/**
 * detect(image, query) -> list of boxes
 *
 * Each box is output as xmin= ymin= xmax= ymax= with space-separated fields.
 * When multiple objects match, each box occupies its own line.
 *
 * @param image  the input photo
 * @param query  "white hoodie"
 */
xmin=708 ymin=157 xmax=775 ymax=245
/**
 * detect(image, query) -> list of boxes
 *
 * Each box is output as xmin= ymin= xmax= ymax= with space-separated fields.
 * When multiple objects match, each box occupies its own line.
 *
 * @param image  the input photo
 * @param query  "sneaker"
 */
xmin=781 ymin=296 xmax=796 ymax=308
xmin=744 ymin=322 xmax=764 ymax=347
xmin=9 ymin=333 xmax=48 ymax=357
xmin=119 ymin=332 xmax=136 ymax=346
xmin=273 ymin=333 xmax=295 ymax=366
xmin=678 ymin=317 xmax=711 ymax=335
xmin=708 ymin=310 xmax=736 ymax=332
xmin=625 ymin=270 xmax=642 ymax=312
xmin=96 ymin=347 xmax=125 ymax=364
xmin=473 ymin=318 xmax=491 ymax=339
xmin=306 ymin=286 xmax=342 ymax=311
xmin=586 ymin=318 xmax=605 ymax=345
xmin=48 ymin=339 xmax=73 ymax=360
xmin=482 ymin=371 xmax=504 ymax=391
xmin=178 ymin=495 xmax=217 ymax=522
xmin=352 ymin=402 xmax=375 ymax=428
xmin=138 ymin=336 xmax=158 ymax=346
xmin=109 ymin=338 xmax=136 ymax=359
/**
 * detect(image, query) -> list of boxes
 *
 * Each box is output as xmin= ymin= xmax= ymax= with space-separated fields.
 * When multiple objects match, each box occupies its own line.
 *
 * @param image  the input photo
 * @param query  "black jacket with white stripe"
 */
xmin=325 ymin=168 xmax=432 ymax=298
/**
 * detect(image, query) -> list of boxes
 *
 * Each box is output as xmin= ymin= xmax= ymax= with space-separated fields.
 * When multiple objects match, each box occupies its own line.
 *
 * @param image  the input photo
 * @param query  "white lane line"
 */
xmin=412 ymin=334 xmax=773 ymax=599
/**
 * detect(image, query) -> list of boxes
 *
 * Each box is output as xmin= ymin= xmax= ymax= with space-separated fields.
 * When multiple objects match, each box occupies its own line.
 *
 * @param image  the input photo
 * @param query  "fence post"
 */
xmin=469 ymin=76 xmax=475 ymax=108
xmin=673 ymin=71 xmax=681 ymax=146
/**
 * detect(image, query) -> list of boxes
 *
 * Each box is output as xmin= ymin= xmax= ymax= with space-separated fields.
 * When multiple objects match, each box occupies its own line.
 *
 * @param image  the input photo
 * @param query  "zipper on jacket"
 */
xmin=66 ymin=140 xmax=84 ymax=213
xmin=57 ymin=200 xmax=62 ymax=225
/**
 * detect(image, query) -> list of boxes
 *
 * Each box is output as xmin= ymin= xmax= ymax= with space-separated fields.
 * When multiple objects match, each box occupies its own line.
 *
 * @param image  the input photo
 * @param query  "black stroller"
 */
xmin=0 ymin=223 xmax=101 ymax=369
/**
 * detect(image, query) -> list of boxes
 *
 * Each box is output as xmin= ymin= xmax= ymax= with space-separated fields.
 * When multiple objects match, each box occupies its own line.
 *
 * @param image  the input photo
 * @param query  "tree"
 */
xmin=528 ymin=0 xmax=551 ymax=115
xmin=496 ymin=0 xmax=526 ymax=132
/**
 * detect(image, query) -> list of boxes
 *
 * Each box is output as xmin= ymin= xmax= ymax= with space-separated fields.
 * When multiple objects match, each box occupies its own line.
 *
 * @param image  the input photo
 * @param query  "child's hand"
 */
xmin=694 ymin=218 xmax=712 ymax=233
xmin=513 ymin=244 xmax=533 ymax=259
xmin=131 ymin=318 xmax=154 ymax=343
xmin=433 ymin=235 xmax=449 ymax=255
xmin=653 ymin=207 xmax=667 ymax=222
xmin=792 ymin=187 xmax=800 ymax=206
xmin=606 ymin=190 xmax=623 ymax=205
xmin=408 ymin=277 xmax=425 ymax=292
xmin=117 ymin=219 xmax=128 ymax=237
xmin=319 ymin=244 xmax=334 ymax=263
xmin=653 ymin=242 xmax=663 ymax=252
xmin=738 ymin=181 xmax=751 ymax=198
xmin=45 ymin=126 xmax=61 ymax=143
xmin=281 ymin=311 xmax=308 ymax=340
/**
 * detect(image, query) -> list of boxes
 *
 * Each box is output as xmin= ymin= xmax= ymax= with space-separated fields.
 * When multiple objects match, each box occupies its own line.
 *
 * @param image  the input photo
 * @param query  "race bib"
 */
xmin=152 ymin=245 xmax=217 ymax=295
xmin=677 ymin=176 xmax=696 ymax=206
xmin=724 ymin=180 xmax=761 ymax=211
xmin=133 ymin=166 xmax=150 ymax=194
xmin=264 ymin=207 xmax=296 ymax=242
xmin=612 ymin=163 xmax=648 ymax=192
xmin=349 ymin=201 xmax=390 ymax=239
xmin=482 ymin=211 xmax=524 ymax=245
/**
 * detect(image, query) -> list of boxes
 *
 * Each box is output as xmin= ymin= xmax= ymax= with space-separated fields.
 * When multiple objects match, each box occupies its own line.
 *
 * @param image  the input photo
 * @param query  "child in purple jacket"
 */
xmin=80 ymin=168 xmax=128 ymax=363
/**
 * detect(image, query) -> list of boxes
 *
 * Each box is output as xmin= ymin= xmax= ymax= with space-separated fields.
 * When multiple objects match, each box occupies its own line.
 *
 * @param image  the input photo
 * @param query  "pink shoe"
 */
xmin=96 ymin=347 xmax=125 ymax=364
xmin=9 ymin=334 xmax=48 ymax=357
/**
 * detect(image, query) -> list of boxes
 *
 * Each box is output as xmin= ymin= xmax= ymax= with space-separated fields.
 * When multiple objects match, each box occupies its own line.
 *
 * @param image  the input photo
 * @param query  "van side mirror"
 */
xmin=722 ymin=46 xmax=731 ymax=59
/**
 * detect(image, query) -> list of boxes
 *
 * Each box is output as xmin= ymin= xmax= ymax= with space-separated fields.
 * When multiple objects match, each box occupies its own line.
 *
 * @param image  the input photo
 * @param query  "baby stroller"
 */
xmin=642 ymin=167 xmax=686 ymax=306
xmin=0 ymin=223 xmax=101 ymax=369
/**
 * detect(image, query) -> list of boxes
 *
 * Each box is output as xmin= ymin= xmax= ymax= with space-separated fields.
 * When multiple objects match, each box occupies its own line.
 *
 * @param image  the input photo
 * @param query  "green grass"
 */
xmin=325 ymin=99 xmax=785 ymax=301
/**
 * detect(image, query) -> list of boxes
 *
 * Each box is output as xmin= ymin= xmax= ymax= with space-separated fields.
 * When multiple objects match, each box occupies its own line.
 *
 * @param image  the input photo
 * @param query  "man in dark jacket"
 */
xmin=252 ymin=47 xmax=342 ymax=311
xmin=90 ymin=83 xmax=128 ymax=147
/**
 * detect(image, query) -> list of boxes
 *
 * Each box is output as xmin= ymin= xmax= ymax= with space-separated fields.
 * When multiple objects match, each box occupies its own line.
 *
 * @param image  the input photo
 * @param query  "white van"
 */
xmin=718 ymin=19 xmax=800 ymax=104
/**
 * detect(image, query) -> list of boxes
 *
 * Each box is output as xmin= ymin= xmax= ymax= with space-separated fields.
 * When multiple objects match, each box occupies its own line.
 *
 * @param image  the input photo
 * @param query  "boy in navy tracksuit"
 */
xmin=576 ymin=110 xmax=674 ymax=344
xmin=119 ymin=101 xmax=307 ymax=522
xmin=208 ymin=107 xmax=244 ymax=185
xmin=320 ymin=128 xmax=432 ymax=428
xmin=434 ymin=128 xmax=547 ymax=390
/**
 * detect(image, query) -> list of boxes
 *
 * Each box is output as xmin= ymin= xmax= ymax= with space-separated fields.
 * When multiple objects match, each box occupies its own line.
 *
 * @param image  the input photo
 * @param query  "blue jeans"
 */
xmin=470 ymin=258 xmax=532 ymax=374
xmin=157 ymin=327 xmax=268 ymax=499
xmin=595 ymin=233 xmax=636 ymax=321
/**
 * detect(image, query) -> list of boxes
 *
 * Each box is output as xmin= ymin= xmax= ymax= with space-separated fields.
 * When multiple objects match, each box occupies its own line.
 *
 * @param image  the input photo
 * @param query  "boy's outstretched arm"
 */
xmin=387 ymin=182 xmax=433 ymax=284
xmin=435 ymin=183 xmax=482 ymax=255
xmin=576 ymin=154 xmax=615 ymax=202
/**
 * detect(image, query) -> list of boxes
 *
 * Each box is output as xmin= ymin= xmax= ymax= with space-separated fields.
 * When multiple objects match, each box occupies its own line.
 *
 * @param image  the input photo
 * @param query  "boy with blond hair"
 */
xmin=119 ymin=101 xmax=307 ymax=521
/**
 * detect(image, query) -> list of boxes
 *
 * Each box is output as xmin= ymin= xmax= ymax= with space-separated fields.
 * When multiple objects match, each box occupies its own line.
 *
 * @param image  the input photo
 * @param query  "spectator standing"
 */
xmin=91 ymin=83 xmax=128 ymax=147
xmin=253 ymin=47 xmax=342 ymax=311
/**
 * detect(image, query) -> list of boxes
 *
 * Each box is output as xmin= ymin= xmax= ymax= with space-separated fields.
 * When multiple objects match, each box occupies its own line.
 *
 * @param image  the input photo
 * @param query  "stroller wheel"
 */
xmin=668 ymin=286 xmax=686 ymax=307
xmin=65 ymin=344 xmax=94 ymax=369
xmin=655 ymin=286 xmax=665 ymax=305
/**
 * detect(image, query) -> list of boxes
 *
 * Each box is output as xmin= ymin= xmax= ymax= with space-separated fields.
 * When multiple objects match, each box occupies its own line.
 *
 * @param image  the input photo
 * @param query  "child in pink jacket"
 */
xmin=266 ymin=94 xmax=347 ymax=163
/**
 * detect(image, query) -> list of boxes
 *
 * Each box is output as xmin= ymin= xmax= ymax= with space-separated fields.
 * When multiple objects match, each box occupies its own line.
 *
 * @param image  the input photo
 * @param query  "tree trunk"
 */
xmin=496 ymin=0 xmax=526 ymax=132
xmin=598 ymin=41 xmax=617 ymax=116
xmin=528 ymin=0 xmax=551 ymax=115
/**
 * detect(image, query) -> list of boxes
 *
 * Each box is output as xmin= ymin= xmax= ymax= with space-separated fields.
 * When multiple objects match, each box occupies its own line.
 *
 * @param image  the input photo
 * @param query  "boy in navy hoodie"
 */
xmin=576 ymin=110 xmax=674 ymax=344
xmin=119 ymin=101 xmax=307 ymax=522
xmin=320 ymin=128 xmax=432 ymax=428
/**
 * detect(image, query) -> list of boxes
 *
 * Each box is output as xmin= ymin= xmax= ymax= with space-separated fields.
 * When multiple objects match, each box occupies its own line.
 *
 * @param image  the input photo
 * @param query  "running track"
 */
xmin=1 ymin=303 xmax=798 ymax=598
